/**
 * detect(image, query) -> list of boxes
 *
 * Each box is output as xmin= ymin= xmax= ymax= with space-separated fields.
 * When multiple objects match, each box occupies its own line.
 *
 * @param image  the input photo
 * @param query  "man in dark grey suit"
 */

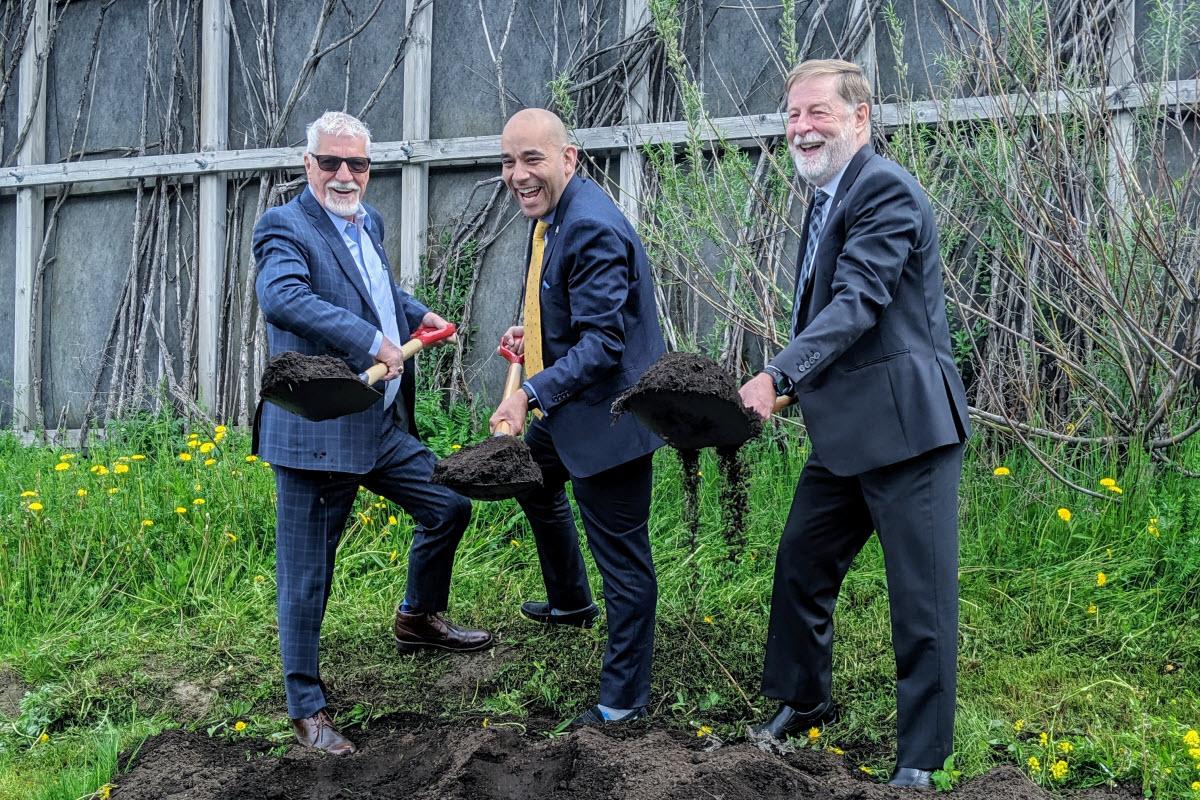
xmin=254 ymin=111 xmax=491 ymax=755
xmin=739 ymin=60 xmax=970 ymax=789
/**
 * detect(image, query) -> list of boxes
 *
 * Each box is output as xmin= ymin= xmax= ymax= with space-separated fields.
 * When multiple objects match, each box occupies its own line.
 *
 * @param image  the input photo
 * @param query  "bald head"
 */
xmin=500 ymin=108 xmax=578 ymax=218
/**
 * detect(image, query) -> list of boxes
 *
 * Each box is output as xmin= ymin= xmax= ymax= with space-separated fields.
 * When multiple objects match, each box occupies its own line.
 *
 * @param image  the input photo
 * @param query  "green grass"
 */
xmin=1 ymin=404 xmax=1199 ymax=798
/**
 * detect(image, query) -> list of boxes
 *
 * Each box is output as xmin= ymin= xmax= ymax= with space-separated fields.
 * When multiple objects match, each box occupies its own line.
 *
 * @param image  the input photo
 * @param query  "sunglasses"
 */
xmin=309 ymin=154 xmax=371 ymax=174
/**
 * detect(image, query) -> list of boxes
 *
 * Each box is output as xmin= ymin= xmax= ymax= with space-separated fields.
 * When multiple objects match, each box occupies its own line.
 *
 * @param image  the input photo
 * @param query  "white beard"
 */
xmin=323 ymin=183 xmax=361 ymax=217
xmin=791 ymin=126 xmax=857 ymax=186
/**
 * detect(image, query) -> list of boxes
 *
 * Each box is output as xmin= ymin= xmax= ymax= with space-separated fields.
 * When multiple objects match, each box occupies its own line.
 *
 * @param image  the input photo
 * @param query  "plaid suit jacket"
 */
xmin=253 ymin=189 xmax=429 ymax=473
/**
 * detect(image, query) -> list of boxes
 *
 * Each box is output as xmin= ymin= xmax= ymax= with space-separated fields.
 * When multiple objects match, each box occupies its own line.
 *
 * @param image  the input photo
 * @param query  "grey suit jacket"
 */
xmin=770 ymin=145 xmax=970 ymax=476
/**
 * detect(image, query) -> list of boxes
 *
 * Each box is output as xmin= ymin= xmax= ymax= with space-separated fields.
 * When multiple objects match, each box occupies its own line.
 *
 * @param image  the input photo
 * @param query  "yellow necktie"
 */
xmin=523 ymin=220 xmax=550 ymax=378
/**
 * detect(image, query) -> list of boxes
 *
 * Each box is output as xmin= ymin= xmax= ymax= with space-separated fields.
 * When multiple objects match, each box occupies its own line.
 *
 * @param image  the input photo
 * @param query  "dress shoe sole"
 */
xmin=394 ymin=636 xmax=493 ymax=654
xmin=519 ymin=608 xmax=600 ymax=628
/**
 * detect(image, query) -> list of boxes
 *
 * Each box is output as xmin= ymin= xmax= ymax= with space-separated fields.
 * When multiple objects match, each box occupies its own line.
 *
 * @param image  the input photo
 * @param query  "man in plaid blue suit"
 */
xmin=253 ymin=111 xmax=491 ymax=755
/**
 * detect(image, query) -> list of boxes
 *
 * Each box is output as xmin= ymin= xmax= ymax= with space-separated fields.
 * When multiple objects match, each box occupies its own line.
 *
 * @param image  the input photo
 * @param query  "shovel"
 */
xmin=432 ymin=343 xmax=543 ymax=500
xmin=260 ymin=323 xmax=458 ymax=421
xmin=619 ymin=390 xmax=792 ymax=451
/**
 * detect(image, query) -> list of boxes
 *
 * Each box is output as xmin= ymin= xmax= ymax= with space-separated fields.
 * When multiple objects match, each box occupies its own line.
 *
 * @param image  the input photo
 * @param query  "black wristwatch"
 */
xmin=763 ymin=366 xmax=793 ymax=397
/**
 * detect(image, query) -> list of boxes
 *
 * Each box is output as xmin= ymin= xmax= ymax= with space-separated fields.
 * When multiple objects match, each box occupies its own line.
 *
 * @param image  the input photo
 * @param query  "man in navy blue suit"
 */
xmin=254 ymin=111 xmax=491 ymax=755
xmin=489 ymin=108 xmax=666 ymax=726
xmin=739 ymin=61 xmax=970 ymax=789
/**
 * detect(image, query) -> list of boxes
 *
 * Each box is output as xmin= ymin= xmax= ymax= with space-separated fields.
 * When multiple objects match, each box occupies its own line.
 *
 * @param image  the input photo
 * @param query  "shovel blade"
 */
xmin=619 ymin=389 xmax=760 ymax=450
xmin=261 ymin=376 xmax=383 ymax=421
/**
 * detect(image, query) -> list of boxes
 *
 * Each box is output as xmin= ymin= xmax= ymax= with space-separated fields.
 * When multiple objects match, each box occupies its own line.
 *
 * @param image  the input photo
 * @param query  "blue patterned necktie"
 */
xmin=791 ymin=189 xmax=830 ymax=334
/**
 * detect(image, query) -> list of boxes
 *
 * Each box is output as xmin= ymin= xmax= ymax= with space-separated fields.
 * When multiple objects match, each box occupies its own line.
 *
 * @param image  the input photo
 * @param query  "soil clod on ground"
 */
xmin=433 ymin=435 xmax=543 ymax=500
xmin=109 ymin=718 xmax=1140 ymax=800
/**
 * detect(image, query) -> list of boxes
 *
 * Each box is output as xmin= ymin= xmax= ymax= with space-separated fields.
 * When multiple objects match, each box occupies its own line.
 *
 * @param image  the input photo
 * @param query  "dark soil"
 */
xmin=432 ymin=435 xmax=543 ymax=500
xmin=260 ymin=352 xmax=357 ymax=396
xmin=0 ymin=666 xmax=26 ymax=718
xmin=678 ymin=449 xmax=701 ymax=549
xmin=716 ymin=446 xmax=748 ymax=559
xmin=109 ymin=718 xmax=1142 ymax=800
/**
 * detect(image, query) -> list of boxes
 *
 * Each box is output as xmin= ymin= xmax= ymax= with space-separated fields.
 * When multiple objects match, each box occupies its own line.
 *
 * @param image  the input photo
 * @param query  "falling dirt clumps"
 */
xmin=716 ymin=446 xmax=749 ymax=558
xmin=260 ymin=352 xmax=357 ymax=397
xmin=677 ymin=449 xmax=701 ymax=548
xmin=432 ymin=435 xmax=543 ymax=499
xmin=107 ymin=717 xmax=1141 ymax=800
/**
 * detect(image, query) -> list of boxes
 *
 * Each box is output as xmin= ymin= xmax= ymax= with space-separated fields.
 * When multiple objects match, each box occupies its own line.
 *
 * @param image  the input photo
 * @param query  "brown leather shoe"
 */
xmin=290 ymin=708 xmax=356 ymax=755
xmin=393 ymin=608 xmax=493 ymax=653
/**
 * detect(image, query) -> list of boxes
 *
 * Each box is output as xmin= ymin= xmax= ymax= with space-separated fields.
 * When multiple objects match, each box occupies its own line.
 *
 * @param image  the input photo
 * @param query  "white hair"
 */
xmin=305 ymin=111 xmax=372 ymax=155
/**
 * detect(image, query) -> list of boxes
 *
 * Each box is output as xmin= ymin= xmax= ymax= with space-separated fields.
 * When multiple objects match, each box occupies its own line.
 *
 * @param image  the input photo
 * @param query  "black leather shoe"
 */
xmin=748 ymin=700 xmax=837 ymax=739
xmin=888 ymin=767 xmax=933 ymax=789
xmin=520 ymin=600 xmax=600 ymax=628
xmin=568 ymin=704 xmax=648 ymax=728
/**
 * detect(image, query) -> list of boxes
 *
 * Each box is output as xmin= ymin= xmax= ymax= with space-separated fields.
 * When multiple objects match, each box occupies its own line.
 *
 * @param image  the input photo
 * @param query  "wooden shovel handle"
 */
xmin=494 ymin=360 xmax=524 ymax=436
xmin=363 ymin=323 xmax=460 ymax=387
xmin=773 ymin=395 xmax=792 ymax=413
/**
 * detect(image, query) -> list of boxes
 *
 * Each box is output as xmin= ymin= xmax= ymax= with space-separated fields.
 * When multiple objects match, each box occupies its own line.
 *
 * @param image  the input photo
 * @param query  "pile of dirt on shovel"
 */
xmin=108 ymin=716 xmax=1141 ymax=800
xmin=612 ymin=353 xmax=761 ymax=557
xmin=260 ymin=352 xmax=357 ymax=395
xmin=432 ymin=435 xmax=543 ymax=496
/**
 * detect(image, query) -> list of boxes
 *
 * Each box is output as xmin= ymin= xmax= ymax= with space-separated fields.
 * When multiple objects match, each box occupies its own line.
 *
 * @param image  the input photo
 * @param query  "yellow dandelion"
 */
xmin=233 ymin=720 xmax=246 ymax=732
xmin=1186 ymin=730 xmax=1200 ymax=747
xmin=1039 ymin=732 xmax=1049 ymax=746
xmin=54 ymin=462 xmax=70 ymax=472
xmin=1150 ymin=516 xmax=1159 ymax=525
xmin=175 ymin=506 xmax=187 ymax=514
xmin=388 ymin=515 xmax=398 ymax=526
xmin=178 ymin=452 xmax=192 ymax=462
xmin=215 ymin=425 xmax=228 ymax=434
xmin=1107 ymin=485 xmax=1123 ymax=494
xmin=1096 ymin=571 xmax=1108 ymax=587
xmin=1099 ymin=477 xmax=1116 ymax=487
xmin=186 ymin=439 xmax=199 ymax=449
xmin=20 ymin=490 xmax=38 ymax=497
xmin=76 ymin=488 xmax=88 ymax=497
xmin=482 ymin=718 xmax=490 ymax=728
xmin=807 ymin=727 xmax=821 ymax=742
xmin=60 ymin=453 xmax=76 ymax=461
xmin=245 ymin=455 xmax=258 ymax=463
xmin=1028 ymin=756 xmax=1041 ymax=771
xmin=254 ymin=575 xmax=266 ymax=584
xmin=1189 ymin=747 xmax=1200 ymax=760
xmin=214 ymin=432 xmax=226 ymax=444
xmin=1058 ymin=741 xmax=1073 ymax=753
xmin=510 ymin=539 xmax=521 ymax=548
xmin=356 ymin=512 xmax=371 ymax=525
xmin=859 ymin=766 xmax=874 ymax=775
xmin=114 ymin=463 xmax=130 ymax=474
xmin=1013 ymin=719 xmax=1025 ymax=732
xmin=389 ymin=550 xmax=398 ymax=562
xmin=1057 ymin=507 xmax=1072 ymax=522
xmin=1191 ymin=780 xmax=1200 ymax=792
xmin=27 ymin=502 xmax=43 ymax=512
xmin=703 ymin=615 xmax=714 ymax=624
xmin=37 ymin=732 xmax=48 ymax=745
xmin=1051 ymin=760 xmax=1068 ymax=780
xmin=993 ymin=466 xmax=1011 ymax=476
xmin=117 ymin=456 xmax=130 ymax=463
xmin=131 ymin=454 xmax=146 ymax=461
xmin=223 ymin=532 xmax=237 ymax=543
xmin=1087 ymin=603 xmax=1097 ymax=614
xmin=697 ymin=724 xmax=713 ymax=738
xmin=141 ymin=520 xmax=154 ymax=528
xmin=194 ymin=483 xmax=203 ymax=492
xmin=98 ymin=785 xmax=113 ymax=800
xmin=199 ymin=442 xmax=215 ymax=454
xmin=827 ymin=746 xmax=844 ymax=755
xmin=107 ymin=488 xmax=119 ymax=495
xmin=697 ymin=470 xmax=703 ymax=477
xmin=193 ymin=498 xmax=205 ymax=505
xmin=204 ymin=458 xmax=216 ymax=467
xmin=1148 ymin=525 xmax=1160 ymax=537
xmin=451 ymin=444 xmax=462 ymax=451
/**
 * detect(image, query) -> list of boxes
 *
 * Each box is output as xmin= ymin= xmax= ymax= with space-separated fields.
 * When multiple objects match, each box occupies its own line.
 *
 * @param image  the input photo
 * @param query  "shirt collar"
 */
xmin=308 ymin=184 xmax=368 ymax=234
xmin=817 ymin=158 xmax=850 ymax=199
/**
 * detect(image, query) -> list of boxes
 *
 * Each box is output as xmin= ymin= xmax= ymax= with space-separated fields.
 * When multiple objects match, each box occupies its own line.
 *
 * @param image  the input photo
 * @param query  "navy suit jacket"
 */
xmin=522 ymin=175 xmax=665 ymax=478
xmin=770 ymin=146 xmax=970 ymax=476
xmin=253 ymin=189 xmax=429 ymax=474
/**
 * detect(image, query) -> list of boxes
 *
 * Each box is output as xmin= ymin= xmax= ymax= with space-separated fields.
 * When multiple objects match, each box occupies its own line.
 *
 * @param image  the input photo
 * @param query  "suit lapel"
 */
xmin=541 ymin=174 xmax=584 ymax=271
xmin=299 ymin=189 xmax=375 ymax=313
xmin=793 ymin=145 xmax=876 ymax=332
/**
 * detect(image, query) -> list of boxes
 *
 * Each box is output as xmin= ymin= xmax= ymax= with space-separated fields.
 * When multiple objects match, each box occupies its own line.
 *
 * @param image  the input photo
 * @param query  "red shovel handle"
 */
xmin=496 ymin=342 xmax=524 ymax=365
xmin=399 ymin=322 xmax=458 ymax=359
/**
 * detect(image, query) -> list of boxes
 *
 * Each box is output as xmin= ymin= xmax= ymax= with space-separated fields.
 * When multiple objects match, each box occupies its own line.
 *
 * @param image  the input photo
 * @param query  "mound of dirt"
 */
xmin=260 ymin=352 xmax=358 ymax=397
xmin=432 ymin=435 xmax=543 ymax=500
xmin=108 ymin=717 xmax=1140 ymax=800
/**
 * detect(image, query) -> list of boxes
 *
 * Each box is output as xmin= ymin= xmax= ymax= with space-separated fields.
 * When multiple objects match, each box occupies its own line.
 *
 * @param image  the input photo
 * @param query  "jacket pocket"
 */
xmin=845 ymin=348 xmax=910 ymax=372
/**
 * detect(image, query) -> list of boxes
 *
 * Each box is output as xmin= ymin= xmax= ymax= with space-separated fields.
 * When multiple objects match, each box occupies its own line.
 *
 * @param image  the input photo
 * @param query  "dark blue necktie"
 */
xmin=790 ymin=190 xmax=830 ymax=334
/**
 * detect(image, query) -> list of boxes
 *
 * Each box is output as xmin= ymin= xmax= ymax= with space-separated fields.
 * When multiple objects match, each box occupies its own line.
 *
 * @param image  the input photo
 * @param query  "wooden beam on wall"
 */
xmin=618 ymin=0 xmax=649 ymax=225
xmin=197 ymin=0 xmax=229 ymax=413
xmin=398 ymin=0 xmax=432 ymax=291
xmin=2 ymin=80 xmax=1197 ymax=194
xmin=13 ymin=0 xmax=49 ymax=430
